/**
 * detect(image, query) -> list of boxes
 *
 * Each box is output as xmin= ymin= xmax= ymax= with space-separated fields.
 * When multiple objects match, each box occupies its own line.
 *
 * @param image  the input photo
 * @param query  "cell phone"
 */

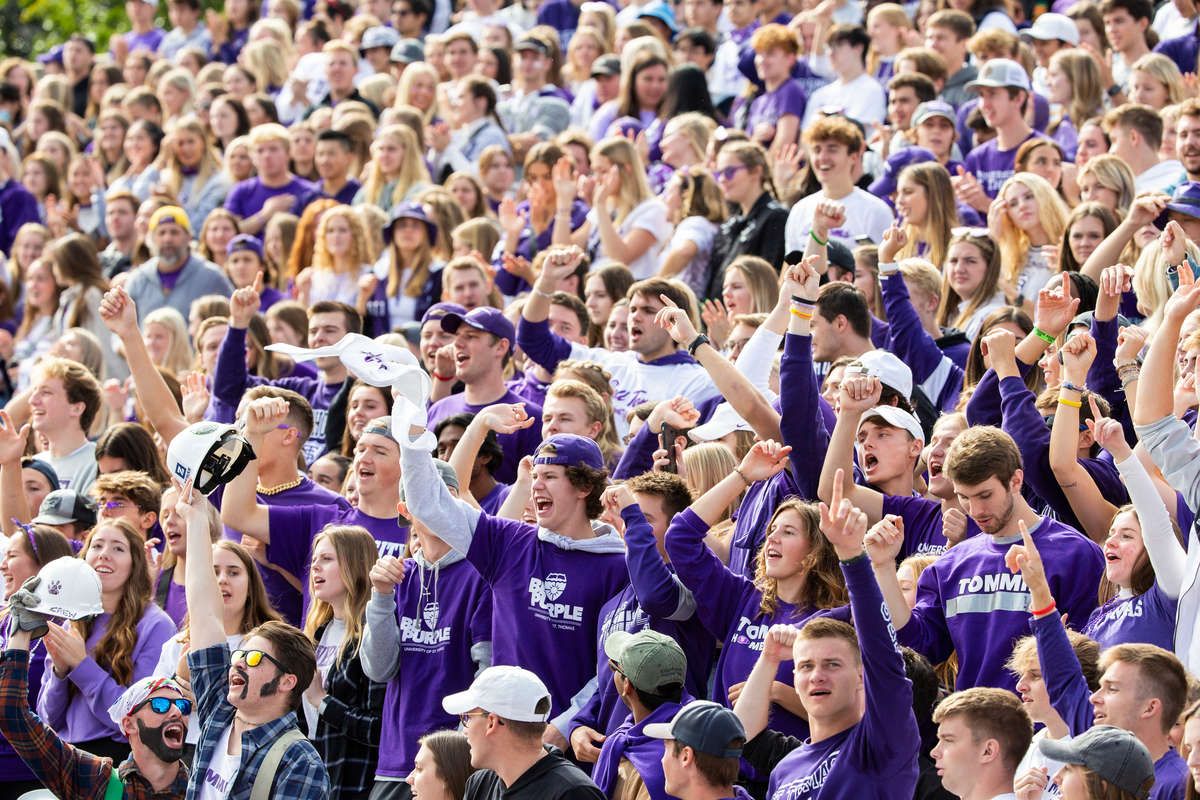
xmin=660 ymin=423 xmax=682 ymax=474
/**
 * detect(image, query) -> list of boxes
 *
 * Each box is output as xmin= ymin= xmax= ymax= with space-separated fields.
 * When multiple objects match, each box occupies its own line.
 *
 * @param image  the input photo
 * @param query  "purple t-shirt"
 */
xmin=882 ymin=494 xmax=981 ymax=559
xmin=1082 ymin=582 xmax=1177 ymax=652
xmin=267 ymin=504 xmax=409 ymax=618
xmin=465 ymin=513 xmax=629 ymax=718
xmin=0 ymin=633 xmax=45 ymax=781
xmin=376 ymin=557 xmax=492 ymax=778
xmin=224 ymin=176 xmax=314 ymax=220
xmin=426 ymin=390 xmax=543 ymax=485
xmin=162 ymin=578 xmax=188 ymax=628
xmin=121 ymin=27 xmax=166 ymax=55
xmin=962 ymin=131 xmax=1039 ymax=198
xmin=744 ymin=79 xmax=807 ymax=147
xmin=478 ymin=482 xmax=511 ymax=515
xmin=899 ymin=515 xmax=1104 ymax=692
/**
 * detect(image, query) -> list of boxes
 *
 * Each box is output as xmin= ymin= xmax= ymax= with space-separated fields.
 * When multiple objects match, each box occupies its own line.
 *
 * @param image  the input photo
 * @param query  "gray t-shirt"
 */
xmin=36 ymin=440 xmax=97 ymax=494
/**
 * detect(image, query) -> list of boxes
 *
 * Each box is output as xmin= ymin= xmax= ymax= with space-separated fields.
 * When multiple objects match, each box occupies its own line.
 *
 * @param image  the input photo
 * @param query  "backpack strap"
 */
xmin=104 ymin=767 xmax=125 ymax=800
xmin=249 ymin=727 xmax=307 ymax=800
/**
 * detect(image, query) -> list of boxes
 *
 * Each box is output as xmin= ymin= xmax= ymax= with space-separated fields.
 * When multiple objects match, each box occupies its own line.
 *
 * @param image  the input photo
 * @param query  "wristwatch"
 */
xmin=687 ymin=333 xmax=711 ymax=355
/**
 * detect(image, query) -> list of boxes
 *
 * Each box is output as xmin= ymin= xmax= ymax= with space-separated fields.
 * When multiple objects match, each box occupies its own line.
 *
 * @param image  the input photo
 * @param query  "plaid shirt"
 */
xmin=186 ymin=643 xmax=329 ymax=800
xmin=310 ymin=623 xmax=386 ymax=800
xmin=0 ymin=649 xmax=189 ymax=799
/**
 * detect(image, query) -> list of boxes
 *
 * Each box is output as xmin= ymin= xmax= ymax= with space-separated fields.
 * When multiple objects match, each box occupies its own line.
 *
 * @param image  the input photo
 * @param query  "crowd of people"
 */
xmin=1 ymin=0 xmax=1200 ymax=797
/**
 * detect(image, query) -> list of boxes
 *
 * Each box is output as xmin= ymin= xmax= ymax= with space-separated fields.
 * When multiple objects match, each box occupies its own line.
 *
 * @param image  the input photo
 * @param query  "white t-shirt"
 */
xmin=784 ymin=187 xmax=895 ymax=253
xmin=1136 ymin=159 xmax=1186 ymax=194
xmin=1016 ymin=729 xmax=1067 ymax=799
xmin=670 ymin=216 xmax=719 ymax=297
xmin=802 ymin=72 xmax=886 ymax=134
xmin=154 ymin=634 xmax=245 ymax=746
xmin=309 ymin=265 xmax=369 ymax=308
xmin=302 ymin=617 xmax=347 ymax=737
xmin=1016 ymin=247 xmax=1056 ymax=301
xmin=587 ymin=198 xmax=673 ymax=279
xmin=197 ymin=723 xmax=241 ymax=800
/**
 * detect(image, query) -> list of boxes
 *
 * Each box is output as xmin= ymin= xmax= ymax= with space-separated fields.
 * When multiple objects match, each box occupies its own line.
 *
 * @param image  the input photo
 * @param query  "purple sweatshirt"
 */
xmin=570 ymin=506 xmax=715 ymax=738
xmin=962 ymin=131 xmax=1040 ymax=198
xmin=1036 ymin=612 xmax=1189 ymax=800
xmin=761 ymin=556 xmax=920 ymax=800
xmin=666 ymin=508 xmax=839 ymax=741
xmin=36 ymin=605 xmax=177 ymax=743
xmin=899 ymin=515 xmax=1103 ymax=691
xmin=881 ymin=273 xmax=964 ymax=412
xmin=374 ymin=555 xmax=492 ymax=778
xmin=0 ymin=180 xmax=39 ymax=256
xmin=466 ymin=513 xmax=629 ymax=718
xmin=425 ymin=389 xmax=544 ymax=484
xmin=493 ymin=199 xmax=590 ymax=297
xmin=882 ymin=494 xmax=980 ymax=559
xmin=211 ymin=326 xmax=344 ymax=465
xmin=1082 ymin=583 xmax=1177 ymax=652
xmin=593 ymin=699 xmax=686 ymax=800
xmin=224 ymin=176 xmax=314 ymax=219
xmin=997 ymin=374 xmax=1129 ymax=530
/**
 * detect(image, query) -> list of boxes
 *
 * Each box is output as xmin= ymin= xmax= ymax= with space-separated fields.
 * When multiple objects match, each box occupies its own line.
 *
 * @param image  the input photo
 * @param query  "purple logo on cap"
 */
xmin=48 ymin=580 xmax=62 ymax=596
xmin=361 ymin=351 xmax=391 ymax=370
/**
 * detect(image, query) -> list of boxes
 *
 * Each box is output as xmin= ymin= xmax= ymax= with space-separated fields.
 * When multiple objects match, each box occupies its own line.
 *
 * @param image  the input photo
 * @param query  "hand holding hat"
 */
xmin=7 ymin=575 xmax=49 ymax=639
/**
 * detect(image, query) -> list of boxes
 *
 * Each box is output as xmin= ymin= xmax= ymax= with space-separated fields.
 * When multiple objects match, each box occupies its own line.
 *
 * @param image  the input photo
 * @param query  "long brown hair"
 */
xmin=1097 ymin=504 xmax=1177 ymax=605
xmin=303 ymin=525 xmax=377 ymax=665
xmin=962 ymin=309 xmax=1035 ymax=390
xmin=47 ymin=233 xmax=110 ymax=329
xmin=753 ymin=499 xmax=847 ymax=616
xmin=418 ymin=730 xmax=477 ymax=800
xmin=76 ymin=519 xmax=153 ymax=686
xmin=936 ymin=230 xmax=1003 ymax=332
xmin=896 ymin=162 xmax=956 ymax=269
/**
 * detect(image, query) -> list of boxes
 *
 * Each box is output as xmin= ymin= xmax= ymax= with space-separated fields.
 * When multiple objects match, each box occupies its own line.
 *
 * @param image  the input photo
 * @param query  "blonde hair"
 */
xmin=312 ymin=205 xmax=370 ymax=274
xmin=682 ymin=442 xmax=741 ymax=520
xmin=663 ymin=112 xmax=717 ymax=166
xmin=1076 ymin=154 xmax=1136 ymax=215
xmin=545 ymin=379 xmax=621 ymax=466
xmin=1131 ymin=53 xmax=1187 ymax=106
xmin=866 ymin=4 xmax=912 ymax=76
xmin=591 ymin=137 xmax=651 ymax=225
xmin=158 ymin=115 xmax=222 ymax=200
xmin=452 ymin=217 xmax=501 ymax=259
xmin=996 ymin=173 xmax=1069 ymax=286
xmin=725 ymin=256 xmax=779 ymax=314
xmin=157 ymin=67 xmax=196 ymax=115
xmin=302 ymin=525 xmax=378 ymax=665
xmin=241 ymin=39 xmax=290 ymax=92
xmin=396 ymin=62 xmax=439 ymax=123
xmin=564 ymin=27 xmax=609 ymax=86
xmin=143 ymin=307 xmax=194 ymax=375
xmin=1133 ymin=236 xmax=1200 ymax=332
xmin=248 ymin=122 xmax=290 ymax=148
xmin=361 ymin=124 xmax=431 ymax=210
xmin=1049 ymin=49 xmax=1104 ymax=133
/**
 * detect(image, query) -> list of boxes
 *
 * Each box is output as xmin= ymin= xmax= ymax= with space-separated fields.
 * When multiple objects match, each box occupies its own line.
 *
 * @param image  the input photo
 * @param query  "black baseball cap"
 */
xmin=644 ymin=701 xmax=746 ymax=758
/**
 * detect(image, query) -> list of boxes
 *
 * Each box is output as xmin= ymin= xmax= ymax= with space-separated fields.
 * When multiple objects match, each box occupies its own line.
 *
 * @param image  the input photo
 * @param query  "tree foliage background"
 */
xmin=1 ymin=0 xmax=219 ymax=60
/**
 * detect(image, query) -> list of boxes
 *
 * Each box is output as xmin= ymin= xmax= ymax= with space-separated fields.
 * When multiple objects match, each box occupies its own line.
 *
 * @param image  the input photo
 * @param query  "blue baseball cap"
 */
xmin=637 ymin=0 xmax=680 ymax=34
xmin=441 ymin=306 xmax=515 ymax=345
xmin=226 ymin=234 xmax=264 ymax=260
xmin=868 ymin=147 xmax=938 ymax=198
xmin=421 ymin=302 xmax=468 ymax=328
xmin=533 ymin=434 xmax=604 ymax=471
xmin=644 ymin=700 xmax=746 ymax=758
xmin=385 ymin=201 xmax=438 ymax=245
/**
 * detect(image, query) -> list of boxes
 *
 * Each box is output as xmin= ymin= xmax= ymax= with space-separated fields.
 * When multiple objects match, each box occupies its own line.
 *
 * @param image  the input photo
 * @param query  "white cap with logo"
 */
xmin=966 ymin=58 xmax=1032 ymax=92
xmin=859 ymin=405 xmax=925 ymax=444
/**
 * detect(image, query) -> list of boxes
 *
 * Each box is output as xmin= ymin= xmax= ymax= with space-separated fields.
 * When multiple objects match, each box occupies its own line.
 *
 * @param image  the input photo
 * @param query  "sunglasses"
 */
xmin=134 ymin=696 xmax=193 ymax=716
xmin=232 ymin=649 xmax=286 ymax=671
xmin=459 ymin=711 xmax=491 ymax=726
xmin=713 ymin=164 xmax=747 ymax=182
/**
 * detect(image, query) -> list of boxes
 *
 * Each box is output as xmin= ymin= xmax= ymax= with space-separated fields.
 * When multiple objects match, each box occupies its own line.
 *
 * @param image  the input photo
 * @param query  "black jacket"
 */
xmin=464 ymin=749 xmax=605 ymax=800
xmin=705 ymin=192 xmax=789 ymax=299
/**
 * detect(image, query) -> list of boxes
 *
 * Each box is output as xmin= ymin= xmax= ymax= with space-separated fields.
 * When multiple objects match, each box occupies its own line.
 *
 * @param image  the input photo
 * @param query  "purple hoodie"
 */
xmin=37 ymin=605 xmax=177 ymax=743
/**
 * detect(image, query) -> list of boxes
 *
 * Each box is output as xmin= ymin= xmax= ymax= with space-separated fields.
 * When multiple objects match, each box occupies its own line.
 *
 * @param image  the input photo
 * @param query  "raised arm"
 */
xmin=360 ymin=557 xmax=407 ymax=683
xmin=398 ymin=415 xmax=485 ymax=555
xmin=217 ymin=396 xmax=277 ymax=542
xmin=605 ymin=485 xmax=695 ymax=621
xmin=733 ymin=625 xmax=797 ymax=739
xmin=1049 ymin=334 xmax=1115 ymax=541
xmin=1135 ymin=241 xmax=1200 ymax=426
xmin=817 ymin=374 xmax=886 ymax=523
xmin=517 ymin=247 xmax=583 ymax=372
xmin=99 ymin=286 xmax=188 ymax=444
xmin=0 ymin=412 xmax=32 ymax=534
xmin=180 ymin=484 xmax=224 ymax=651
xmin=447 ymin=406 xmax=533 ymax=509
xmin=1079 ymin=195 xmax=1168 ymax=283
xmin=654 ymin=295 xmax=781 ymax=442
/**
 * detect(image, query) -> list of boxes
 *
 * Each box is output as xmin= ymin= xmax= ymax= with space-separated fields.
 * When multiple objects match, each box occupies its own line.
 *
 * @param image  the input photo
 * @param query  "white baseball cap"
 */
xmin=1020 ymin=13 xmax=1080 ymax=45
xmin=966 ymin=58 xmax=1032 ymax=92
xmin=689 ymin=402 xmax=753 ymax=443
xmin=442 ymin=666 xmax=551 ymax=722
xmin=851 ymin=350 xmax=913 ymax=401
xmin=859 ymin=405 xmax=924 ymax=444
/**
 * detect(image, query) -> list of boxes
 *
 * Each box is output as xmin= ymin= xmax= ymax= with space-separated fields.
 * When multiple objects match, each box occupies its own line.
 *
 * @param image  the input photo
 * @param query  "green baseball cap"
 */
xmin=604 ymin=629 xmax=686 ymax=693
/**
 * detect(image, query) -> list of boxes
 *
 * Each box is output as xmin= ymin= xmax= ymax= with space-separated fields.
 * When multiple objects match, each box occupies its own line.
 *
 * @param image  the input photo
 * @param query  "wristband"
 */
xmin=790 ymin=308 xmax=813 ymax=320
xmin=1057 ymin=397 xmax=1082 ymax=409
xmin=687 ymin=333 xmax=711 ymax=355
xmin=1061 ymin=381 xmax=1085 ymax=394
xmin=733 ymin=467 xmax=753 ymax=487
xmin=878 ymin=261 xmax=900 ymax=277
xmin=839 ymin=552 xmax=869 ymax=565
xmin=791 ymin=294 xmax=818 ymax=305
xmin=532 ymin=287 xmax=555 ymax=299
xmin=1030 ymin=600 xmax=1057 ymax=617
xmin=810 ymin=230 xmax=828 ymax=247
xmin=1032 ymin=327 xmax=1056 ymax=345
xmin=433 ymin=372 xmax=456 ymax=382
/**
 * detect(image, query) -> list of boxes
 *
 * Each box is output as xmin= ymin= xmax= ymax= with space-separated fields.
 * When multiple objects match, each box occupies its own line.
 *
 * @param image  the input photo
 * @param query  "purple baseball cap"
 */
xmin=1166 ymin=181 xmax=1200 ymax=221
xmin=534 ymin=434 xmax=604 ymax=471
xmin=421 ymin=302 xmax=468 ymax=327
xmin=868 ymin=147 xmax=938 ymax=197
xmin=441 ymin=306 xmax=516 ymax=344
xmin=226 ymin=234 xmax=264 ymax=260
xmin=385 ymin=201 xmax=438 ymax=245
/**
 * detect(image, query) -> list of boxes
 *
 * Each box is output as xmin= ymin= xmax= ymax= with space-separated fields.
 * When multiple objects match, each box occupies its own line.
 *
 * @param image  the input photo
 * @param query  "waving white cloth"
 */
xmin=266 ymin=333 xmax=436 ymax=449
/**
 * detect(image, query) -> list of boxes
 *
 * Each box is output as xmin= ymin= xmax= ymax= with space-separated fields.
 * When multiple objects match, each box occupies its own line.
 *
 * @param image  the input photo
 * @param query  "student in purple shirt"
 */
xmin=224 ymin=123 xmax=315 ymax=235
xmin=425 ymin=307 xmax=544 ymax=484
xmin=114 ymin=0 xmax=166 ymax=56
xmin=222 ymin=399 xmax=410 ymax=618
xmin=665 ymin=441 xmax=848 ymax=744
xmin=868 ymin=425 xmax=1104 ymax=693
xmin=214 ymin=280 xmax=355 ymax=465
xmin=0 ymin=155 xmax=39 ymax=257
xmin=648 ymin=701 xmax=754 ymax=800
xmin=1008 ymin=524 xmax=1190 ymax=800
xmin=361 ymin=458 xmax=493 ymax=797
xmin=401 ymin=421 xmax=628 ymax=747
xmin=956 ymin=59 xmax=1038 ymax=213
xmin=930 ymin=688 xmax=1032 ymax=800
xmin=738 ymin=24 xmax=805 ymax=153
xmin=732 ymin=481 xmax=919 ymax=800
xmin=297 ymin=130 xmax=362 ymax=211
xmin=37 ymin=519 xmax=178 ymax=763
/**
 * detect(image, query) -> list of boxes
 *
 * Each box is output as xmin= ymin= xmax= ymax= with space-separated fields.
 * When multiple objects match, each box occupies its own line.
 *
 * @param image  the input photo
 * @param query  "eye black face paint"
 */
xmin=259 ymin=674 xmax=282 ymax=698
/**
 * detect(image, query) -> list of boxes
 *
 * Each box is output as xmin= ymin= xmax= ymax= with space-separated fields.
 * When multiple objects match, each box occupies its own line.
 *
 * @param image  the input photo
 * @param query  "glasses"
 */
xmin=1041 ymin=415 xmax=1088 ymax=432
xmin=460 ymin=711 xmax=490 ymax=727
xmin=104 ymin=499 xmax=129 ymax=511
xmin=713 ymin=164 xmax=747 ymax=182
xmin=231 ymin=648 xmax=287 ymax=671
xmin=134 ymin=696 xmax=193 ymax=716
xmin=608 ymin=658 xmax=626 ymax=678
